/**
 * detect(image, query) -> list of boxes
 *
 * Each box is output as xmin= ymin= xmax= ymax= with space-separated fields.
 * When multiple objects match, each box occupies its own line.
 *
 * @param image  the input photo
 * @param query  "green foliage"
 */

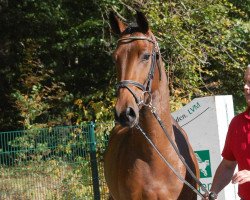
xmin=73 ymin=87 xmax=116 ymax=123
xmin=1 ymin=1 xmax=250 ymax=198
xmin=0 ymin=124 xmax=111 ymax=199
xmin=0 ymin=0 xmax=114 ymax=130
xmin=153 ymin=0 xmax=250 ymax=111
xmin=1 ymin=0 xmax=250 ymax=130
xmin=100 ymin=0 xmax=250 ymax=113
xmin=0 ymin=159 xmax=94 ymax=200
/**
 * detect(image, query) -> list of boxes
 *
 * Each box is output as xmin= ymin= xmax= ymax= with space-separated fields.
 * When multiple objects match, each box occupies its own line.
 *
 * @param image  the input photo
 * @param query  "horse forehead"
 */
xmin=115 ymin=33 xmax=153 ymax=55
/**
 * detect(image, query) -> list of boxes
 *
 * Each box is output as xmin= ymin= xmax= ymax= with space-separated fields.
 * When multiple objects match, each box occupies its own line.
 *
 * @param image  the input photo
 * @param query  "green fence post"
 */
xmin=88 ymin=122 xmax=100 ymax=200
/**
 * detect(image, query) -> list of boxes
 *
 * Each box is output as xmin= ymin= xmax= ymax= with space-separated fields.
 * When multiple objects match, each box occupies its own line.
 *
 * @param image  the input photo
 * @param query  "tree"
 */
xmin=1 ymin=0 xmax=250 ymax=131
xmin=100 ymin=0 xmax=250 ymax=113
xmin=0 ymin=0 xmax=115 ymax=130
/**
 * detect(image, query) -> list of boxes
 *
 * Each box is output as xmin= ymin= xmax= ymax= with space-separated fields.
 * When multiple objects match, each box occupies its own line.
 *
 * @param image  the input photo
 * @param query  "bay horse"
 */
xmin=104 ymin=11 xmax=203 ymax=200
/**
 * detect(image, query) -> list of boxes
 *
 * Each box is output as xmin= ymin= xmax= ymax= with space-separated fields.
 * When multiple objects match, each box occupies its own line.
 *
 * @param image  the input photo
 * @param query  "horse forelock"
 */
xmin=121 ymin=22 xmax=150 ymax=36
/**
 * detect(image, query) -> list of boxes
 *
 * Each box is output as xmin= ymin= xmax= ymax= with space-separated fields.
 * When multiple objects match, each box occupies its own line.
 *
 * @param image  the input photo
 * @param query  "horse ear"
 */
xmin=136 ymin=11 xmax=149 ymax=33
xmin=109 ymin=11 xmax=126 ymax=35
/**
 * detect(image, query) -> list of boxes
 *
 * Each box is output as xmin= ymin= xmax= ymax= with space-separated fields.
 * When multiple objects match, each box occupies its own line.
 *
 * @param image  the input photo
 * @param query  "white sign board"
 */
xmin=172 ymin=95 xmax=239 ymax=200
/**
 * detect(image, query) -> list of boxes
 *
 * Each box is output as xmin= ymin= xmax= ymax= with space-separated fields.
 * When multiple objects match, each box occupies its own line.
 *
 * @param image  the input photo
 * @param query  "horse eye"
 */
xmin=142 ymin=54 xmax=150 ymax=61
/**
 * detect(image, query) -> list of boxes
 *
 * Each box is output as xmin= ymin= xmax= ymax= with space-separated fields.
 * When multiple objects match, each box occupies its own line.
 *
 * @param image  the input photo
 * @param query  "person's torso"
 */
xmin=228 ymin=111 xmax=250 ymax=199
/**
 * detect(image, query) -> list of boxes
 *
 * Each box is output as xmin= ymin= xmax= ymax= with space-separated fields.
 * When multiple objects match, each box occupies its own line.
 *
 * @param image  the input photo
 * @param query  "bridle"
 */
xmin=115 ymin=35 xmax=212 ymax=199
xmin=116 ymin=36 xmax=160 ymax=106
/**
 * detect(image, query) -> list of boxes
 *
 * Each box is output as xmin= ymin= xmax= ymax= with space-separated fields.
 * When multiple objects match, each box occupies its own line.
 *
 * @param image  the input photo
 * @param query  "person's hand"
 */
xmin=201 ymin=192 xmax=209 ymax=200
xmin=232 ymin=170 xmax=250 ymax=184
xmin=202 ymin=192 xmax=218 ymax=200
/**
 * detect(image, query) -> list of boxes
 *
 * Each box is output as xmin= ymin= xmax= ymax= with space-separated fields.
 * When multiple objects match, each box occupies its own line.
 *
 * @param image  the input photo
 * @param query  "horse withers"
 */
xmin=104 ymin=11 xmax=200 ymax=200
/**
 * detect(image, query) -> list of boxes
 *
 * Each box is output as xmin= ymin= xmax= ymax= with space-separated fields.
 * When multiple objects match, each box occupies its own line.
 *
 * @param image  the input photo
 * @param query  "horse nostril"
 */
xmin=126 ymin=107 xmax=136 ymax=119
xmin=115 ymin=107 xmax=137 ymax=127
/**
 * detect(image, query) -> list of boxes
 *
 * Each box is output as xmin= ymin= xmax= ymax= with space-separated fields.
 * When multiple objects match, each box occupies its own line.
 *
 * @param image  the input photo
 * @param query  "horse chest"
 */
xmin=106 ymin=144 xmax=184 ymax=200
xmin=112 ymin=169 xmax=183 ymax=200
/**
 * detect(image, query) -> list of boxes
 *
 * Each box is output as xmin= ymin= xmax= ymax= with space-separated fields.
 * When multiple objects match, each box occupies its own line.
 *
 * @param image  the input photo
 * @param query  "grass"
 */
xmin=0 ymin=159 xmax=100 ymax=200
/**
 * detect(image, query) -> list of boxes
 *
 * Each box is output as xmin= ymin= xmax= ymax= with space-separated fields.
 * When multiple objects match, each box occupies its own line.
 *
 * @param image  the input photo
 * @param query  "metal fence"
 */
xmin=0 ymin=122 xmax=113 ymax=200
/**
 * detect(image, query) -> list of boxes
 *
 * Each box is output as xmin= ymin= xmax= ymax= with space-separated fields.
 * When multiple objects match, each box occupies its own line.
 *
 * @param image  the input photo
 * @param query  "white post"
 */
xmin=171 ymin=95 xmax=239 ymax=200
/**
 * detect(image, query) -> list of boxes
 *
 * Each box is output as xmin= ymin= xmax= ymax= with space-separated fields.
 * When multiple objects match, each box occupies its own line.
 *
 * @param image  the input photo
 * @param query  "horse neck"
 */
xmin=140 ymin=63 xmax=173 ymax=138
xmin=152 ymin=62 xmax=172 ymax=123
xmin=156 ymin=69 xmax=170 ymax=111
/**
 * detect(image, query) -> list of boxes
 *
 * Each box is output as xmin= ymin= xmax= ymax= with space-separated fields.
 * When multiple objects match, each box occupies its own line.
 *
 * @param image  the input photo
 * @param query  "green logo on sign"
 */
xmin=194 ymin=150 xmax=212 ymax=178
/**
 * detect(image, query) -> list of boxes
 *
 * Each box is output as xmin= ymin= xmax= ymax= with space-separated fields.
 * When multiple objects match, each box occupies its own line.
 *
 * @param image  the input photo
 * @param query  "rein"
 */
xmin=116 ymin=36 xmax=210 ymax=199
xmin=136 ymin=106 xmax=208 ymax=198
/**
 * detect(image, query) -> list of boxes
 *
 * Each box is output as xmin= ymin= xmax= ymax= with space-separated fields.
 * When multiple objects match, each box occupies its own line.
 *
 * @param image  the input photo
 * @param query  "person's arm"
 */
xmin=210 ymin=158 xmax=237 ymax=196
xmin=202 ymin=158 xmax=237 ymax=199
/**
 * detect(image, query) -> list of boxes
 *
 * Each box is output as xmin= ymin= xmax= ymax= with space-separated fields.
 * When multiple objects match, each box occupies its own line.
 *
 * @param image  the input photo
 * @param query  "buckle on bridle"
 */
xmin=138 ymin=91 xmax=152 ymax=107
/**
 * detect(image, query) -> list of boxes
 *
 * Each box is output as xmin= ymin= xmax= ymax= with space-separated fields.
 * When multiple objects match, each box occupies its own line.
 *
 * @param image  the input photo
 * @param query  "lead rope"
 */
xmin=136 ymin=103 xmax=209 ymax=198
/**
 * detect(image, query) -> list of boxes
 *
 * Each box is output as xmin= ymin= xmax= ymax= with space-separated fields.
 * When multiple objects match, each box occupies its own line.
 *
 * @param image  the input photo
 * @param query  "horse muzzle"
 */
xmin=115 ymin=80 xmax=145 ymax=128
xmin=115 ymin=106 xmax=139 ymax=128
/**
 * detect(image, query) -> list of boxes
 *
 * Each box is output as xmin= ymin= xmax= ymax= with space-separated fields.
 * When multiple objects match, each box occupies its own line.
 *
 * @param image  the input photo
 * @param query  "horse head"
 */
xmin=110 ymin=11 xmax=162 ymax=128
